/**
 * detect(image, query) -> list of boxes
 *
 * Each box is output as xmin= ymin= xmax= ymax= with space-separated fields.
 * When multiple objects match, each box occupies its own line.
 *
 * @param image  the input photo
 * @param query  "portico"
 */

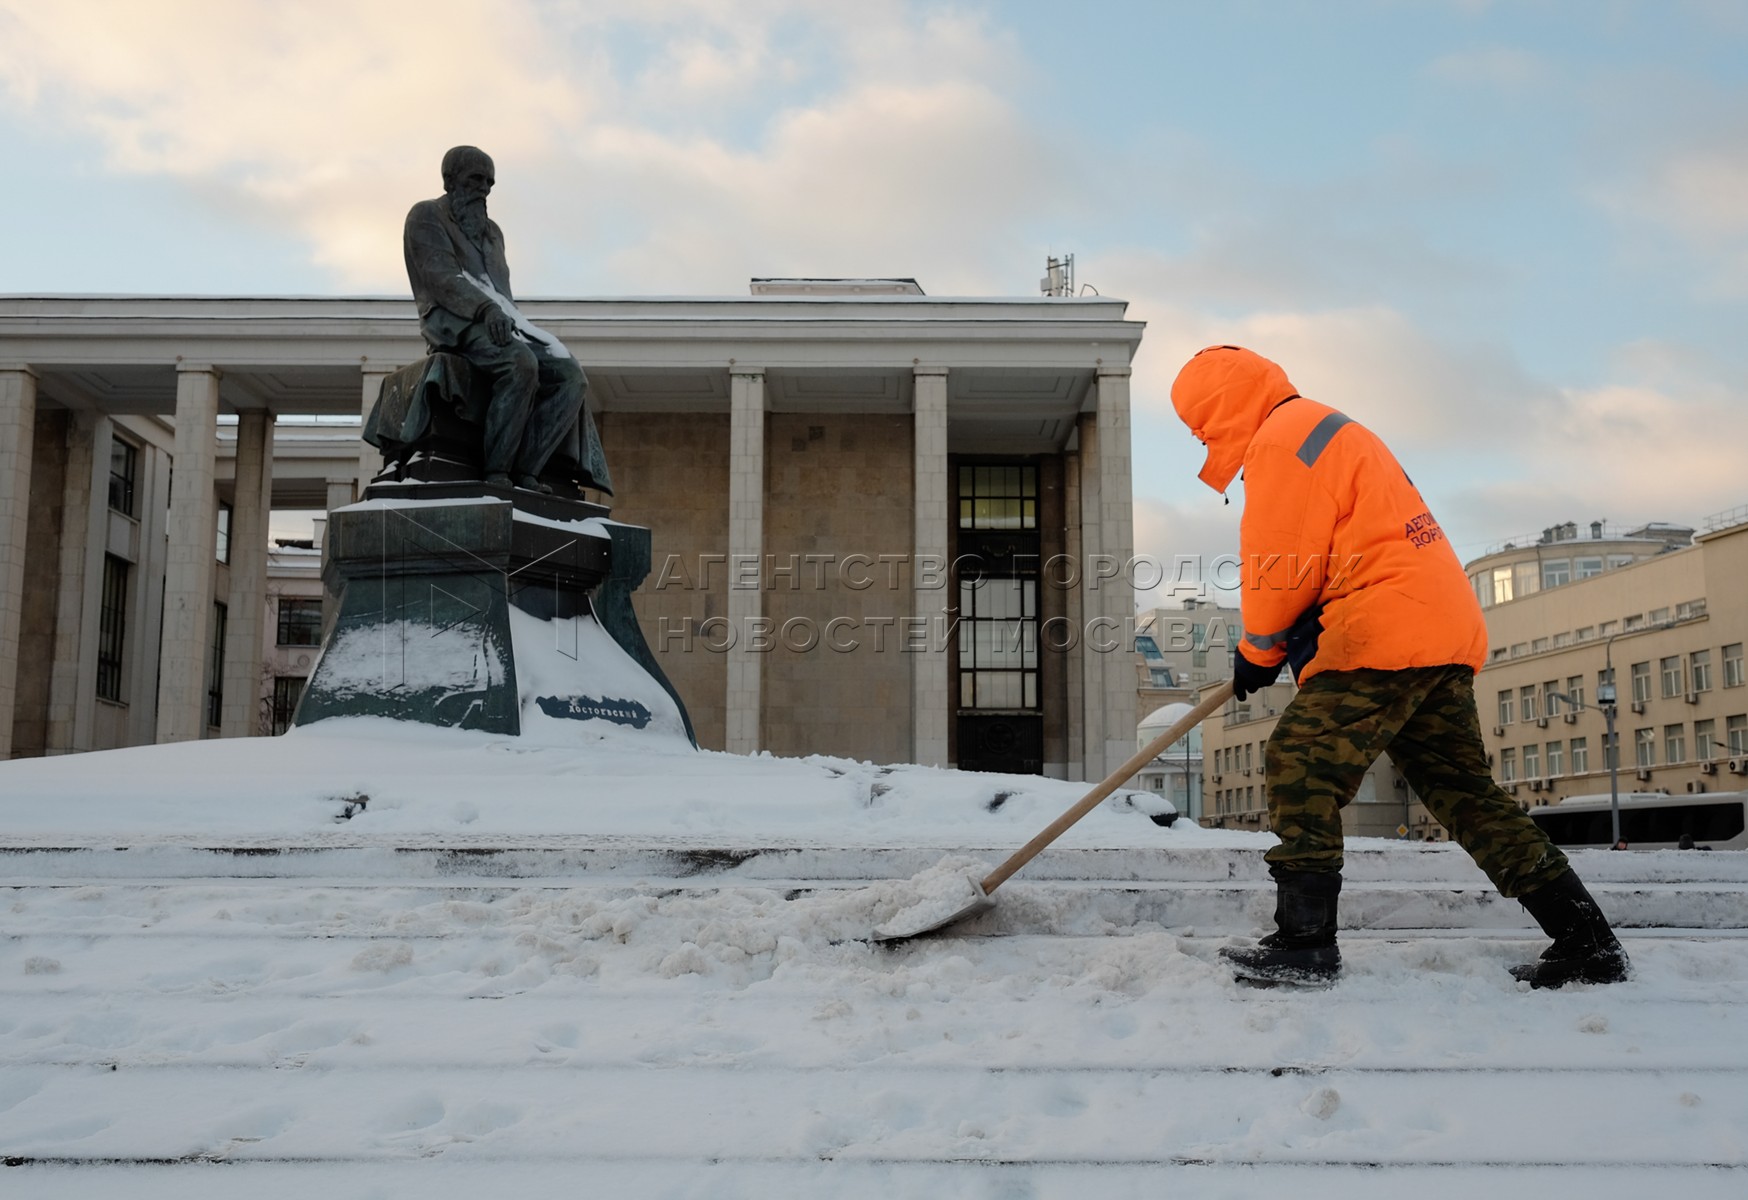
xmin=0 ymin=290 xmax=1144 ymax=779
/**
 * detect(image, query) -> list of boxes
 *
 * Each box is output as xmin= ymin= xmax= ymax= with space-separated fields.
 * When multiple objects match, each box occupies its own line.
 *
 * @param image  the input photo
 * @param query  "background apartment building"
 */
xmin=1476 ymin=508 xmax=1748 ymax=806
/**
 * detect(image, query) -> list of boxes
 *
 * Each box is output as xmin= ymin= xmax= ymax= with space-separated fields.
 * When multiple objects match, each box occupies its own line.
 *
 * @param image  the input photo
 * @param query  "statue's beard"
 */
xmin=450 ymin=193 xmax=489 ymax=241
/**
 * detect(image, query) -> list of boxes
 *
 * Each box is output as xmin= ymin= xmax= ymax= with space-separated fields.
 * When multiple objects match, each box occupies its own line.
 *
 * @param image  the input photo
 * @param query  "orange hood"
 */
xmin=1170 ymin=345 xmax=1300 ymax=493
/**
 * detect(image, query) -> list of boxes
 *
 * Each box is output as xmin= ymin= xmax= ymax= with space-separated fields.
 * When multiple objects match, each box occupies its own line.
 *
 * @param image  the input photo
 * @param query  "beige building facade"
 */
xmin=1 ymin=288 xmax=1145 ymax=780
xmin=1475 ymin=510 xmax=1748 ymax=806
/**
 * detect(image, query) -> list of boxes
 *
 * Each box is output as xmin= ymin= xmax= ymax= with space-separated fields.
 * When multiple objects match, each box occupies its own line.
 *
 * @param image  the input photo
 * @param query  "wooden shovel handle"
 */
xmin=979 ymin=679 xmax=1238 ymax=895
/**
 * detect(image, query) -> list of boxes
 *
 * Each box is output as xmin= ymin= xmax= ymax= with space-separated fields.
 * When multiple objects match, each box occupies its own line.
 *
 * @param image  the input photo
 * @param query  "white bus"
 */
xmin=1529 ymin=790 xmax=1748 ymax=851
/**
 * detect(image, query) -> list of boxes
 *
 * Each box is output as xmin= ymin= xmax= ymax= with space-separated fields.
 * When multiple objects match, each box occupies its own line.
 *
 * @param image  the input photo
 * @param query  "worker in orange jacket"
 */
xmin=1172 ymin=345 xmax=1628 ymax=989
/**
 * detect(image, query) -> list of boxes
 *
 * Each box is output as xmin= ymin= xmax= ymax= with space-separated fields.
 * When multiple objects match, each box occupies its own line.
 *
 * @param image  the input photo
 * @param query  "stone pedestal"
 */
xmin=295 ymin=483 xmax=693 ymax=744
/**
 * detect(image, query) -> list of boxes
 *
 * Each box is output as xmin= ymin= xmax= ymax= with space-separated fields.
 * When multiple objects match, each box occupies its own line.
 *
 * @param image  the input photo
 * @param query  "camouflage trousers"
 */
xmin=1264 ymin=664 xmax=1569 ymax=898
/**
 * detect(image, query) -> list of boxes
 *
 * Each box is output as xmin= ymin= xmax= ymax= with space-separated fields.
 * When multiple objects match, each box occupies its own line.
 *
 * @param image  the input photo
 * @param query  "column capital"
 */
xmin=175 ymin=361 xmax=223 ymax=378
xmin=0 ymin=363 xmax=40 ymax=380
xmin=913 ymin=365 xmax=949 ymax=378
xmin=1095 ymin=364 xmax=1133 ymax=379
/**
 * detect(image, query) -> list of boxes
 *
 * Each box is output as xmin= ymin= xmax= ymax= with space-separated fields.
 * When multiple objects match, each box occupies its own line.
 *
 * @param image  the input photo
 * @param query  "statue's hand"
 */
xmin=484 ymin=310 xmax=515 ymax=346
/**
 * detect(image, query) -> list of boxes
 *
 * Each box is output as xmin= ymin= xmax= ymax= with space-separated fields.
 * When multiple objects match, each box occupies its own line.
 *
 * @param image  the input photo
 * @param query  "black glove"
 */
xmin=1232 ymin=649 xmax=1280 ymax=701
xmin=1284 ymin=603 xmax=1326 ymax=683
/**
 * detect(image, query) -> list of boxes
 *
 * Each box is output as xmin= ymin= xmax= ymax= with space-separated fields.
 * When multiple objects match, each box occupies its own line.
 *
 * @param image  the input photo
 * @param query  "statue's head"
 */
xmin=440 ymin=145 xmax=495 ymax=199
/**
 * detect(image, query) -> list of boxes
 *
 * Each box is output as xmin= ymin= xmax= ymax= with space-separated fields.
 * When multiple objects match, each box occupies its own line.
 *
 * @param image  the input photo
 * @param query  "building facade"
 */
xmin=1475 ymin=509 xmax=1748 ymax=806
xmin=1 ymin=288 xmax=1145 ymax=780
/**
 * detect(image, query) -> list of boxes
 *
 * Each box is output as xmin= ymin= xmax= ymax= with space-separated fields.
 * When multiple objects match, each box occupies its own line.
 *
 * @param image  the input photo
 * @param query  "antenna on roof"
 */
xmin=1040 ymin=254 xmax=1074 ymax=297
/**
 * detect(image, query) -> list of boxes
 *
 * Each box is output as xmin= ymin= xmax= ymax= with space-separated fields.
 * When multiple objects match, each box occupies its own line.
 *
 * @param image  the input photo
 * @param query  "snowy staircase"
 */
xmin=4 ymin=839 xmax=1747 ymax=1196
xmin=5 ymin=839 xmax=1747 ymax=935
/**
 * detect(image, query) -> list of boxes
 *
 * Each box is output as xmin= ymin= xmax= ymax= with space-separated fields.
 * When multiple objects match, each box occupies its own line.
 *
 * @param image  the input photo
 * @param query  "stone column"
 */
xmin=912 ymin=366 xmax=950 ymax=765
xmin=726 ymin=369 xmax=765 ymax=755
xmin=1076 ymin=411 xmax=1105 ymax=781
xmin=221 ymin=410 xmax=275 ymax=737
xmin=155 ymin=366 xmax=222 ymax=743
xmin=45 ymin=413 xmax=108 ymax=754
xmin=358 ymin=365 xmax=396 ymax=501
xmin=1062 ymin=449 xmax=1085 ymax=779
xmin=1093 ymin=367 xmax=1137 ymax=781
xmin=0 ymin=368 xmax=37 ymax=758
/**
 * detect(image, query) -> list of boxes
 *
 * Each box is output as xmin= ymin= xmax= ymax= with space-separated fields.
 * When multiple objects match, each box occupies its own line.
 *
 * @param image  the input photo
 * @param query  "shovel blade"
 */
xmin=871 ymin=875 xmax=993 ymax=943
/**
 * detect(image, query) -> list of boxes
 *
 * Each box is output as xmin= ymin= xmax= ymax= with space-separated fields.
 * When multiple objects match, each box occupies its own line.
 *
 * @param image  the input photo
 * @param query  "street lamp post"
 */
xmin=1602 ymin=632 xmax=1623 ymax=849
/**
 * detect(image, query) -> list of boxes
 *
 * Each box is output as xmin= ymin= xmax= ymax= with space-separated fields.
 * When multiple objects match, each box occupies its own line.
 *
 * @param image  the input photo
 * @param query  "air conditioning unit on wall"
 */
xmin=1700 ymin=761 xmax=1717 ymax=775
xmin=1564 ymin=713 xmax=1578 ymax=724
xmin=1729 ymin=758 xmax=1748 ymax=776
xmin=1636 ymin=768 xmax=1653 ymax=782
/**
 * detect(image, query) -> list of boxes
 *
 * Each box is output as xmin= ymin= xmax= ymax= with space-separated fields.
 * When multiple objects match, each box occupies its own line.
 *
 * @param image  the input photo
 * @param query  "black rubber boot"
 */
xmin=1220 ymin=867 xmax=1342 ymax=985
xmin=1511 ymin=870 xmax=1630 ymax=989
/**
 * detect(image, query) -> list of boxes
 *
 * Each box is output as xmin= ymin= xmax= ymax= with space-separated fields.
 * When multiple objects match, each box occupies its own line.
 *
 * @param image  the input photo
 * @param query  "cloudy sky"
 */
xmin=3 ymin=0 xmax=1744 ymax=599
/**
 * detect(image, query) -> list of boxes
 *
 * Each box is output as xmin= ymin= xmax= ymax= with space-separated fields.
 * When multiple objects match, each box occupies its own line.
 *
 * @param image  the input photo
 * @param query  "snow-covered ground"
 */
xmin=3 ymin=719 xmax=1746 ymax=1198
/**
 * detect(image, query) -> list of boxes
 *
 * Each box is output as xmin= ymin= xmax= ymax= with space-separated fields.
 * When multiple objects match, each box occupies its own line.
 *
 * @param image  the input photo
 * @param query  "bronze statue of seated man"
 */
xmin=365 ymin=145 xmax=611 ymax=497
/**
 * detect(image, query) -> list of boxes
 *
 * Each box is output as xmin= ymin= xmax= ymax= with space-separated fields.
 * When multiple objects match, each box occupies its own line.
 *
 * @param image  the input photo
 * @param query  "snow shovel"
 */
xmin=873 ymin=679 xmax=1238 ymax=941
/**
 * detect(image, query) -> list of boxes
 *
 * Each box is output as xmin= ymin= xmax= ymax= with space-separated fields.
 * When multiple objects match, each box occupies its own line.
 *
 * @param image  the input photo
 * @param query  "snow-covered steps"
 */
xmin=6 ymin=842 xmax=1746 ymax=933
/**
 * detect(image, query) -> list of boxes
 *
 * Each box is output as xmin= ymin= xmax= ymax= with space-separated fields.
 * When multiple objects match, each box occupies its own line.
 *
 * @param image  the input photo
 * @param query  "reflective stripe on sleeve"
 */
xmin=1296 ymin=412 xmax=1353 ymax=467
xmin=1244 ymin=627 xmax=1291 ymax=650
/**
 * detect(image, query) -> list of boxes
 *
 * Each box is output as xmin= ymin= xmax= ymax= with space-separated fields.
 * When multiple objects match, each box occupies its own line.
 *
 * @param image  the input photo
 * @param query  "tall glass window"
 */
xmin=957 ymin=464 xmax=1036 ymax=531
xmin=1571 ymin=737 xmax=1588 ymax=774
xmin=206 ymin=602 xmax=228 ymax=729
xmin=108 ymin=438 xmax=138 ymax=517
xmin=957 ymin=576 xmax=1038 ymax=710
xmin=1664 ymin=724 xmax=1686 ymax=765
xmin=1660 ymin=656 xmax=1684 ymax=698
xmin=1630 ymin=662 xmax=1652 ymax=704
xmin=97 ymin=555 xmax=129 ymax=702
xmin=1691 ymin=649 xmax=1713 ymax=693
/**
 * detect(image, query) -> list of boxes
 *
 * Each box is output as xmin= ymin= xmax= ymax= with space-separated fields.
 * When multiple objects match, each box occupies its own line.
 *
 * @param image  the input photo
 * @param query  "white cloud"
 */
xmin=0 ymin=0 xmax=1050 ymax=293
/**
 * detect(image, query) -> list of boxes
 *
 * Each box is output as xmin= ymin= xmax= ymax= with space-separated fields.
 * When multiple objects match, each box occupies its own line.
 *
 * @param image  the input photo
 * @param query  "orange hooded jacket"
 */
xmin=1171 ymin=345 xmax=1487 ymax=683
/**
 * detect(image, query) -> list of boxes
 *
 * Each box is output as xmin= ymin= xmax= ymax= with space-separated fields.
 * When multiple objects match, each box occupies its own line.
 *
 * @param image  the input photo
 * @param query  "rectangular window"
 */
xmin=215 ymin=501 xmax=233 ymax=565
xmin=1571 ymin=737 xmax=1588 ymax=774
xmin=1661 ymin=656 xmax=1684 ymax=698
xmin=1531 ymin=637 xmax=1549 ymax=653
xmin=1599 ymin=620 xmax=1618 ymax=637
xmin=1729 ymin=715 xmax=1747 ymax=757
xmin=1695 ymin=718 xmax=1717 ymax=761
xmin=1523 ymin=744 xmax=1540 ymax=778
xmin=1634 ymin=727 xmax=1655 ymax=768
xmin=1546 ymin=741 xmax=1564 ymax=777
xmin=1520 ymin=685 xmax=1538 ymax=722
xmin=1513 ymin=562 xmax=1539 ymax=599
xmin=1541 ymin=680 xmax=1561 ymax=716
xmin=1491 ymin=566 xmax=1513 ymax=606
xmin=1724 ymin=644 xmax=1744 ymax=688
xmin=1665 ymin=723 xmax=1686 ymax=765
xmin=271 ymin=676 xmax=306 ymax=736
xmin=1497 ymin=690 xmax=1514 ymax=726
xmin=957 ymin=464 xmax=1037 ymax=531
xmin=957 ymin=576 xmax=1038 ymax=710
xmin=1500 ymin=748 xmax=1516 ymax=781
xmin=206 ymin=601 xmax=227 ymax=729
xmin=1542 ymin=559 xmax=1570 ymax=588
xmin=1575 ymin=626 xmax=1595 ymax=642
xmin=1651 ymin=607 xmax=1670 ymax=623
xmin=276 ymin=597 xmax=324 ymax=647
xmin=1566 ymin=676 xmax=1585 ymax=710
xmin=108 ymin=438 xmax=138 ymax=517
xmin=1625 ymin=613 xmax=1645 ymax=631
xmin=97 ymin=555 xmax=129 ymax=702
xmin=1575 ymin=557 xmax=1603 ymax=580
xmin=1691 ymin=650 xmax=1712 ymax=693
xmin=1631 ymin=662 xmax=1651 ymax=704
